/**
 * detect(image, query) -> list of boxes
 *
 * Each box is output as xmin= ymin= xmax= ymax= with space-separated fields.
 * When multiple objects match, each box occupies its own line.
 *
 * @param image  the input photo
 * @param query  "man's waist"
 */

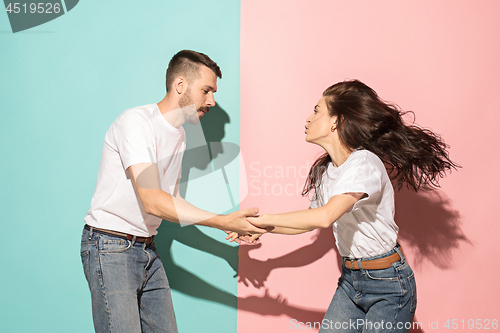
xmin=84 ymin=212 xmax=159 ymax=236
xmin=84 ymin=224 xmax=155 ymax=244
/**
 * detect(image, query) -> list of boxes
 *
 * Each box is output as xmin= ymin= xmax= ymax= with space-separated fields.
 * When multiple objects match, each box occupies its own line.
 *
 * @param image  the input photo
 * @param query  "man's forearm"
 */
xmin=140 ymin=188 xmax=227 ymax=229
xmin=129 ymin=164 xmax=264 ymax=235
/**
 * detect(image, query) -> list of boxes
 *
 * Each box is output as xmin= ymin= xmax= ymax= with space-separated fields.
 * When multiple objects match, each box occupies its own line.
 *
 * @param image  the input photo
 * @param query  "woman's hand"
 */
xmin=224 ymin=230 xmax=263 ymax=244
xmin=224 ymin=231 xmax=242 ymax=243
xmin=224 ymin=216 xmax=275 ymax=244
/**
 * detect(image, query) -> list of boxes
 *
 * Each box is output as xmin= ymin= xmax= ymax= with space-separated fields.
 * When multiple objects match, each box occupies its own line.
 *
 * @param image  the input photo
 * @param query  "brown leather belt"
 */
xmin=84 ymin=224 xmax=154 ymax=244
xmin=343 ymin=252 xmax=401 ymax=270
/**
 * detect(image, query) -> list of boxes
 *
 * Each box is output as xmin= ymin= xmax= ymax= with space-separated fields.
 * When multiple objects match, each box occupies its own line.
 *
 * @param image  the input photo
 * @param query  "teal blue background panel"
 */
xmin=0 ymin=1 xmax=241 ymax=332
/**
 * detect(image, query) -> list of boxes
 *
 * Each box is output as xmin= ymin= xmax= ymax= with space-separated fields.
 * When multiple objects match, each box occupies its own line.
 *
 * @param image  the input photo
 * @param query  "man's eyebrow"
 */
xmin=314 ymin=105 xmax=319 ymax=110
xmin=204 ymin=85 xmax=216 ymax=92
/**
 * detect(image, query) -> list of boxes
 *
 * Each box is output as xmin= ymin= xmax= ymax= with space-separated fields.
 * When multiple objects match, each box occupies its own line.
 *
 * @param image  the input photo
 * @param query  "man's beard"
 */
xmin=179 ymin=88 xmax=209 ymax=125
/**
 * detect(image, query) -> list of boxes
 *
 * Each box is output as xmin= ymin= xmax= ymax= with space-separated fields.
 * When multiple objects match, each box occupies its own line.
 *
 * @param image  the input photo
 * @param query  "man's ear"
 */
xmin=173 ymin=76 xmax=187 ymax=95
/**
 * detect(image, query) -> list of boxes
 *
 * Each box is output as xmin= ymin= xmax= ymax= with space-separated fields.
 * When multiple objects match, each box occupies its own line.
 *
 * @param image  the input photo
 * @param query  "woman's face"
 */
xmin=305 ymin=97 xmax=337 ymax=145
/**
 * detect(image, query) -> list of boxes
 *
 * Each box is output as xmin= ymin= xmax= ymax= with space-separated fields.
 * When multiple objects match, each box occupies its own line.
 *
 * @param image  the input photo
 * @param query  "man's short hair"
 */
xmin=165 ymin=50 xmax=222 ymax=92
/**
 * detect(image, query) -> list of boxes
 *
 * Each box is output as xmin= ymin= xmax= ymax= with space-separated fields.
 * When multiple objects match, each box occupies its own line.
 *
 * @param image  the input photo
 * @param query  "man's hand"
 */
xmin=224 ymin=213 xmax=276 ymax=244
xmin=222 ymin=207 xmax=269 ymax=235
xmin=128 ymin=163 xmax=271 ymax=232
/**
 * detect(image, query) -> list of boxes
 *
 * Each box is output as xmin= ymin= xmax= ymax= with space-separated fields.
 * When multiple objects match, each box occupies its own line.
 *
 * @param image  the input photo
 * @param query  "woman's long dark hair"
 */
xmin=303 ymin=80 xmax=459 ymax=197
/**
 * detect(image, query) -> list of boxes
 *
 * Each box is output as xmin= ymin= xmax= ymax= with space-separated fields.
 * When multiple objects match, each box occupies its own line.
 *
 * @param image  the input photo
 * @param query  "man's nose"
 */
xmin=206 ymin=93 xmax=215 ymax=107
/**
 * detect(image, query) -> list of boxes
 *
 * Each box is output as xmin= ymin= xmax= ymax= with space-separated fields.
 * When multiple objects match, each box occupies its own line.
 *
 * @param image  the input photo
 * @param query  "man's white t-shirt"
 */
xmin=84 ymin=104 xmax=186 ymax=237
xmin=310 ymin=149 xmax=398 ymax=258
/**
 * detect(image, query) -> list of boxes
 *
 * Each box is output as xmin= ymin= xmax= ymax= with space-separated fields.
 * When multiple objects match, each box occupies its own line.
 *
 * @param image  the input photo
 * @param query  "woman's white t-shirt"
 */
xmin=310 ymin=150 xmax=398 ymax=258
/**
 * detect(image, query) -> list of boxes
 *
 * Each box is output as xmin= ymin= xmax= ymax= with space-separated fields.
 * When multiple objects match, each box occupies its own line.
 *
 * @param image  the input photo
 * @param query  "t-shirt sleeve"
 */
xmin=310 ymin=198 xmax=319 ymax=209
xmin=329 ymin=154 xmax=381 ymax=200
xmin=113 ymin=112 xmax=157 ymax=170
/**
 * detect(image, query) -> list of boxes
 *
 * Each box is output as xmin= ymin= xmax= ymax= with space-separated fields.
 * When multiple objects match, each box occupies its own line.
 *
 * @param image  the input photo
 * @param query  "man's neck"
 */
xmin=157 ymin=95 xmax=185 ymax=128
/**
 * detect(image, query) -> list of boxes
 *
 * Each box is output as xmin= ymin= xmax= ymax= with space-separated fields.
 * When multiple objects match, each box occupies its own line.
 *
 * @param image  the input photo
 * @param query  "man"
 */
xmin=81 ymin=50 xmax=266 ymax=333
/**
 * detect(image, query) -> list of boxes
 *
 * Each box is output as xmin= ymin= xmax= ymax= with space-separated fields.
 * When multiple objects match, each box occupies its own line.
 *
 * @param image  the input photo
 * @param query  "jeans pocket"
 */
xmin=363 ymin=267 xmax=404 ymax=297
xmin=365 ymin=266 xmax=399 ymax=281
xmin=80 ymin=249 xmax=90 ymax=284
xmin=408 ymin=271 xmax=417 ymax=313
xmin=99 ymin=238 xmax=132 ymax=253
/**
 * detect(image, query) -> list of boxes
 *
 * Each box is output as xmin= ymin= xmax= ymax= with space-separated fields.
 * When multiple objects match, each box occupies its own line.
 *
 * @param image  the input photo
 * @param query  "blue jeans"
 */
xmin=319 ymin=246 xmax=417 ymax=333
xmin=80 ymin=227 xmax=178 ymax=333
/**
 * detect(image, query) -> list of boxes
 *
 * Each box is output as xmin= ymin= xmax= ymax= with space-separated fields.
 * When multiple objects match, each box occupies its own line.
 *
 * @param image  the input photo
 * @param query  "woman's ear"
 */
xmin=330 ymin=116 xmax=338 ymax=132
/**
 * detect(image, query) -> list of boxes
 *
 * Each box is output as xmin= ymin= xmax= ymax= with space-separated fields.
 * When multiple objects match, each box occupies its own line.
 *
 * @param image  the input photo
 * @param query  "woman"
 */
xmin=232 ymin=79 xmax=458 ymax=332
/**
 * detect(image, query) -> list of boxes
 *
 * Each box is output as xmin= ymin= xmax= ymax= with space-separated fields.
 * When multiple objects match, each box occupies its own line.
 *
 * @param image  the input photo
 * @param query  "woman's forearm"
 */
xmin=251 ymin=194 xmax=359 ymax=230
xmin=269 ymin=226 xmax=314 ymax=235
xmin=259 ymin=209 xmax=330 ymax=229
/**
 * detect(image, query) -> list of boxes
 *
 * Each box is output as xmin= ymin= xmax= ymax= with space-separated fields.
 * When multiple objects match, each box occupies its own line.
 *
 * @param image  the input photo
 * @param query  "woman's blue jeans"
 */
xmin=319 ymin=246 xmax=417 ymax=333
xmin=80 ymin=227 xmax=178 ymax=333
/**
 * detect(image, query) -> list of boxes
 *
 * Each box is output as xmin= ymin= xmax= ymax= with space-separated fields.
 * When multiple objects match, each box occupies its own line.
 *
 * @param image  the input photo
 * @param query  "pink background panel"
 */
xmin=239 ymin=1 xmax=500 ymax=332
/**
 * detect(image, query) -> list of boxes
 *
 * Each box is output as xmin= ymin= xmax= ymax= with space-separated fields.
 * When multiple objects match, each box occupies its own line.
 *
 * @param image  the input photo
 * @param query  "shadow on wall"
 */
xmin=155 ymin=103 xmax=238 ymax=307
xmin=154 ymin=105 xmax=469 ymax=330
xmin=238 ymin=186 xmax=470 ymax=331
xmin=395 ymin=188 xmax=470 ymax=270
xmin=154 ymin=104 xmax=296 ymax=316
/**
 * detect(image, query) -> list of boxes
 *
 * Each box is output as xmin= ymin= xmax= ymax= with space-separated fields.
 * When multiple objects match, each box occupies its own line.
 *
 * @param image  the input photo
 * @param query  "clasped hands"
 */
xmin=225 ymin=214 xmax=273 ymax=244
